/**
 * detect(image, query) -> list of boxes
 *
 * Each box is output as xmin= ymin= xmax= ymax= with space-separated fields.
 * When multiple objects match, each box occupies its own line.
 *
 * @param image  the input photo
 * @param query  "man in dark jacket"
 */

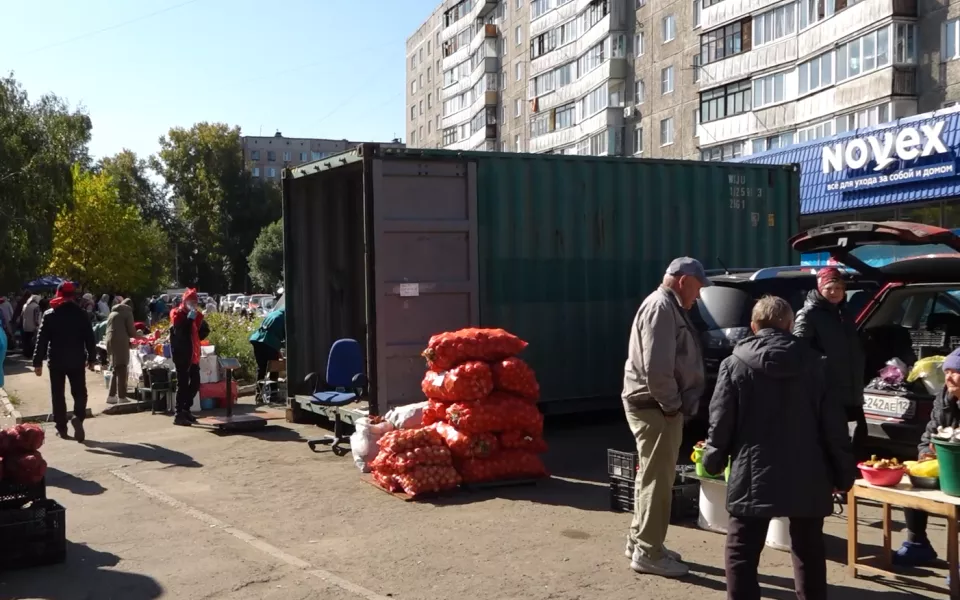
xmin=704 ymin=295 xmax=856 ymax=600
xmin=33 ymin=282 xmax=96 ymax=442
xmin=794 ymin=267 xmax=867 ymax=453
xmin=169 ymin=288 xmax=209 ymax=426
xmin=892 ymin=347 xmax=960 ymax=566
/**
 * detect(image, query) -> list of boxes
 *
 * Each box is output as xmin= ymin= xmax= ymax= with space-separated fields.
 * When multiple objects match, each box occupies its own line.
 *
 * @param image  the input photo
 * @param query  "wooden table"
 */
xmin=848 ymin=476 xmax=959 ymax=598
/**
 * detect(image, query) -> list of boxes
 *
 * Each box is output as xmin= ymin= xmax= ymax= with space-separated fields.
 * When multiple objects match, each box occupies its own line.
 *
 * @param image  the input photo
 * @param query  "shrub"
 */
xmin=203 ymin=312 xmax=258 ymax=381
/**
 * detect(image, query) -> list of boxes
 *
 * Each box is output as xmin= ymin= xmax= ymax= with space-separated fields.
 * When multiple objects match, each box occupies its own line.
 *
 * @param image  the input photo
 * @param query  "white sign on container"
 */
xmin=398 ymin=283 xmax=420 ymax=297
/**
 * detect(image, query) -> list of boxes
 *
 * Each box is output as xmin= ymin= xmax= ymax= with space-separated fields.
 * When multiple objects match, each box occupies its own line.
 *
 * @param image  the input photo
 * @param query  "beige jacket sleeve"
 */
xmin=636 ymin=300 xmax=682 ymax=414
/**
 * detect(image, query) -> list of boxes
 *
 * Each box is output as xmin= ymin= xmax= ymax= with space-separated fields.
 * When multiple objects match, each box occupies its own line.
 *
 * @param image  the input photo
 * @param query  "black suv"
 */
xmin=689 ymin=266 xmax=880 ymax=420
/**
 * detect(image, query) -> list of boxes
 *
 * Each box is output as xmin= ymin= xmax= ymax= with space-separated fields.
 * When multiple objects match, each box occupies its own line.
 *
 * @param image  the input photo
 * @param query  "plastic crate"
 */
xmin=0 ymin=499 xmax=66 ymax=570
xmin=607 ymin=449 xmax=639 ymax=479
xmin=609 ymin=476 xmax=699 ymax=522
xmin=0 ymin=478 xmax=46 ymax=510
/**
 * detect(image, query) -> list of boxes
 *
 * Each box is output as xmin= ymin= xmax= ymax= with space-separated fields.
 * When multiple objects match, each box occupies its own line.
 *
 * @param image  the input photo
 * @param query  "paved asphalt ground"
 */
xmin=0 ymin=358 xmax=953 ymax=600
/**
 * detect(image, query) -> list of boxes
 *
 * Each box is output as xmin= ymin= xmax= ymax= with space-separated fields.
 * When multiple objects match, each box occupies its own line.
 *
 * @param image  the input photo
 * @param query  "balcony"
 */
xmin=447 ymin=123 xmax=497 ymax=151
xmin=893 ymin=66 xmax=916 ymax=95
xmin=699 ymin=37 xmax=797 ymax=89
xmin=529 ymin=106 xmax=623 ymax=153
xmin=441 ymin=0 xmax=498 ymax=42
xmin=702 ymin=0 xmax=782 ymax=30
xmin=797 ymin=0 xmax=916 ymax=60
xmin=442 ymin=90 xmax=499 ymax=130
xmin=535 ymin=58 xmax=627 ymax=113
xmin=531 ymin=0 xmax=581 ymax=36
xmin=530 ymin=13 xmax=612 ymax=78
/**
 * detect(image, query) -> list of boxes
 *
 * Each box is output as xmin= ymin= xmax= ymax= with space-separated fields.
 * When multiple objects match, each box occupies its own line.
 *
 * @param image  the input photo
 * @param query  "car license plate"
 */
xmin=863 ymin=394 xmax=915 ymax=419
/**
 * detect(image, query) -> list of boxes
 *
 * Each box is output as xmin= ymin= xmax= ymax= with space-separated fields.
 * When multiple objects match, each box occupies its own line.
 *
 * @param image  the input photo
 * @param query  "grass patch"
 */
xmin=5 ymin=392 xmax=20 ymax=406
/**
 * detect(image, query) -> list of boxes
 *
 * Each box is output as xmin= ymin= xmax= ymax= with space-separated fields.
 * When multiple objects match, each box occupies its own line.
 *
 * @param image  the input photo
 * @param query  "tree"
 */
xmin=0 ymin=73 xmax=92 ymax=290
xmin=97 ymin=149 xmax=171 ymax=227
xmin=248 ymin=220 xmax=284 ymax=291
xmin=48 ymin=165 xmax=170 ymax=294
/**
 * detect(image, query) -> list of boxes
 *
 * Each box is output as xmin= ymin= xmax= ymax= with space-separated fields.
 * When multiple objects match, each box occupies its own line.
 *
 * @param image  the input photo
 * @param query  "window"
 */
xmin=636 ymin=0 xmax=646 ymax=7
xmin=701 ymin=142 xmax=744 ymax=161
xmin=419 ymin=127 xmax=424 ymax=142
xmin=701 ymin=20 xmax=748 ymax=65
xmin=515 ymin=98 xmax=522 ymax=117
xmin=895 ymin=23 xmax=916 ymax=63
xmin=427 ymin=93 xmax=432 ymax=108
xmin=662 ymin=15 xmax=676 ymax=42
xmin=836 ymin=27 xmax=891 ymax=82
xmin=694 ymin=108 xmax=700 ymax=136
xmin=693 ymin=54 xmax=701 ymax=83
xmin=704 ymin=0 xmax=724 ymax=7
xmin=634 ymin=79 xmax=645 ymax=104
xmin=751 ymin=132 xmax=794 ymax=153
xmin=661 ymin=65 xmax=674 ymax=94
xmin=515 ymin=134 xmax=521 ymax=151
xmin=799 ymin=0 xmax=835 ymax=30
xmin=419 ymin=48 xmax=424 ymax=62
xmin=427 ymin=67 xmax=432 ymax=82
xmin=267 ymin=167 xmax=277 ymax=178
xmin=532 ymin=0 xmax=550 ymax=19
xmin=311 ymin=151 xmax=322 ymax=160
xmin=797 ymin=120 xmax=834 ymax=143
xmin=700 ymin=80 xmax=751 ymax=122
xmin=660 ymin=117 xmax=674 ymax=145
xmin=419 ymin=74 xmax=424 ymax=88
xmin=282 ymin=151 xmax=291 ymax=161
xmin=531 ymin=29 xmax=557 ymax=59
xmin=427 ymin=121 xmax=432 ymax=134
xmin=427 ymin=41 xmax=431 ymax=56
xmin=635 ymin=32 xmax=644 ymax=56
xmin=754 ymin=3 xmax=796 ymax=47
xmin=612 ymin=34 xmax=627 ymax=58
xmin=633 ymin=126 xmax=643 ymax=155
xmin=516 ymin=26 xmax=523 ymax=46
xmin=946 ymin=19 xmax=960 ymax=61
xmin=419 ymin=100 xmax=424 ymax=115
xmin=578 ymin=85 xmax=609 ymax=118
xmin=752 ymin=71 xmax=786 ymax=108
xmin=516 ymin=62 xmax=524 ymax=81
xmin=251 ymin=167 xmax=260 ymax=177
xmin=559 ymin=20 xmax=577 ymax=45
xmin=837 ymin=103 xmax=890 ymax=133
xmin=410 ymin=105 xmax=416 ymax=120
xmin=577 ymin=41 xmax=605 ymax=75
xmin=267 ymin=151 xmax=276 ymax=161
xmin=299 ymin=152 xmax=307 ymax=161
xmin=556 ymin=103 xmax=575 ymax=129
xmin=250 ymin=150 xmax=260 ymax=160
xmin=693 ymin=0 xmax=701 ymax=27
xmin=443 ymin=126 xmax=458 ymax=146
xmin=798 ymin=52 xmax=833 ymax=95
xmin=517 ymin=0 xmax=522 ymax=8
xmin=410 ymin=130 xmax=416 ymax=145
xmin=411 ymin=80 xmax=417 ymax=94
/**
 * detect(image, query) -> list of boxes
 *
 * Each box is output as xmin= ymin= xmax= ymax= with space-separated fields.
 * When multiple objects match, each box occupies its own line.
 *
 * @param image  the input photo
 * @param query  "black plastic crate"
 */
xmin=0 ymin=478 xmax=46 ymax=510
xmin=607 ymin=449 xmax=639 ymax=479
xmin=0 ymin=499 xmax=66 ymax=570
xmin=609 ymin=476 xmax=699 ymax=523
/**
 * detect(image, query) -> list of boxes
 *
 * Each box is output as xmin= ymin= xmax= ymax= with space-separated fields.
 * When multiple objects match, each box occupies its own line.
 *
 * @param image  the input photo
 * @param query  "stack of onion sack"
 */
xmin=420 ymin=328 xmax=549 ymax=484
xmin=369 ymin=427 xmax=462 ymax=497
xmin=0 ymin=424 xmax=48 ymax=485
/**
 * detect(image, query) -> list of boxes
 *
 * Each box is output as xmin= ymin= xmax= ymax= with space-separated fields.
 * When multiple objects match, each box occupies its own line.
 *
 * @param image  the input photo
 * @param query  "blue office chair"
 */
xmin=304 ymin=338 xmax=368 ymax=456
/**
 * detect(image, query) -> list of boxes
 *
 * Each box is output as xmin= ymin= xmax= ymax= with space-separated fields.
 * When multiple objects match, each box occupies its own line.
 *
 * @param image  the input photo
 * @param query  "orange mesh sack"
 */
xmin=422 ymin=328 xmax=528 ymax=371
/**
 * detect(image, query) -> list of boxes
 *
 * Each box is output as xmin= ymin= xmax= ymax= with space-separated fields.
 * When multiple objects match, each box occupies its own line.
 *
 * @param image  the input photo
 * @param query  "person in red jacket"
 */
xmin=169 ymin=289 xmax=209 ymax=426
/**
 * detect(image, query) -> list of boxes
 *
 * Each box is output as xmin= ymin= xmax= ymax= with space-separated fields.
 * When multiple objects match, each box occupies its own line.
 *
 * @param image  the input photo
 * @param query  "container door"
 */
xmin=369 ymin=158 xmax=480 ymax=414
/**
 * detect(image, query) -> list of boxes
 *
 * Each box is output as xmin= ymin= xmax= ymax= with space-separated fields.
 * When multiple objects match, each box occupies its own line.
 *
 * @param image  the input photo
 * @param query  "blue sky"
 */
xmin=1 ymin=0 xmax=438 ymax=160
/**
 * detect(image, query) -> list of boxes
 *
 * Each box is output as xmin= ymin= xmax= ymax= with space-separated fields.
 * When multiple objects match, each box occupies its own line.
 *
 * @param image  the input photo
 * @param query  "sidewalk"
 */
xmin=2 ymin=352 xmax=109 ymax=422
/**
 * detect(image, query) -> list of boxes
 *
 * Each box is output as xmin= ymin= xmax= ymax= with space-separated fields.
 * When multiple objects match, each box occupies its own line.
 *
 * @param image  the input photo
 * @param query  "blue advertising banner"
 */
xmin=824 ymin=162 xmax=956 ymax=193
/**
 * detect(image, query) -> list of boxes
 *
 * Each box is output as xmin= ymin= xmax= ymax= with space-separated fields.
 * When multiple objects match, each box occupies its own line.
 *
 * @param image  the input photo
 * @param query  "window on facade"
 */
xmin=252 ymin=167 xmax=260 ymax=177
xmin=516 ymin=26 xmax=523 ymax=46
xmin=267 ymin=151 xmax=276 ymax=161
xmin=427 ymin=67 xmax=432 ymax=82
xmin=895 ymin=23 xmax=916 ymax=63
xmin=751 ymin=132 xmax=794 ymax=154
xmin=419 ymin=48 xmax=424 ymax=62
xmin=660 ymin=118 xmax=675 ymax=145
xmin=946 ymin=19 xmax=960 ymax=61
xmin=701 ymin=20 xmax=750 ymax=65
xmin=578 ymin=41 xmax=605 ymax=76
xmin=282 ymin=151 xmax=291 ymax=161
xmin=663 ymin=15 xmax=677 ymax=42
xmin=427 ymin=41 xmax=431 ymax=55
xmin=267 ymin=167 xmax=277 ymax=178
xmin=250 ymin=150 xmax=260 ymax=160
xmin=836 ymin=103 xmax=891 ymax=134
xmin=633 ymin=126 xmax=643 ymax=154
xmin=516 ymin=62 xmax=524 ymax=81
xmin=703 ymin=0 xmax=724 ymax=7
xmin=611 ymin=34 xmax=627 ymax=58
xmin=661 ymin=65 xmax=674 ymax=94
xmin=579 ymin=85 xmax=609 ymax=119
xmin=634 ymin=79 xmax=645 ymax=104
xmin=419 ymin=100 xmax=424 ymax=115
xmin=428 ymin=121 xmax=432 ymax=134
xmin=693 ymin=0 xmax=701 ymax=27
xmin=530 ymin=112 xmax=551 ymax=137
xmin=311 ymin=151 xmax=322 ymax=160
xmin=799 ymin=0 xmax=834 ymax=30
xmin=443 ymin=126 xmax=458 ymax=146
xmin=515 ymin=134 xmax=521 ymax=151
xmin=701 ymin=142 xmax=744 ymax=161
xmin=754 ymin=3 xmax=796 ymax=47
xmin=798 ymin=52 xmax=833 ymax=95
xmin=299 ymin=152 xmax=307 ymax=161
xmin=559 ymin=20 xmax=578 ymax=45
xmin=444 ymin=0 xmax=473 ymax=27
xmin=753 ymin=71 xmax=786 ymax=108
xmin=796 ymin=120 xmax=834 ymax=143
xmin=700 ymin=80 xmax=751 ymax=122
xmin=635 ymin=32 xmax=645 ymax=56
xmin=515 ymin=99 xmax=522 ymax=117
xmin=694 ymin=108 xmax=700 ymax=136
xmin=836 ymin=27 xmax=894 ymax=82
xmin=531 ymin=28 xmax=557 ymax=59
xmin=556 ymin=103 xmax=576 ymax=130
xmin=532 ymin=0 xmax=550 ymax=19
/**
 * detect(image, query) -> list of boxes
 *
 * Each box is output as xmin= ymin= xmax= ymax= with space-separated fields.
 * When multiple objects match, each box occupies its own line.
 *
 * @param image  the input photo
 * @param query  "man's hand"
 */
xmin=34 ymin=365 xmax=42 ymax=377
xmin=918 ymin=452 xmax=936 ymax=462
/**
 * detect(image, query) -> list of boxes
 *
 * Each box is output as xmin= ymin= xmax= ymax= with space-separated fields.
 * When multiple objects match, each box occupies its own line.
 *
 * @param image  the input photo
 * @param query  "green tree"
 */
xmin=97 ymin=149 xmax=171 ymax=227
xmin=48 ymin=165 xmax=170 ymax=294
xmin=248 ymin=219 xmax=284 ymax=291
xmin=0 ymin=73 xmax=92 ymax=290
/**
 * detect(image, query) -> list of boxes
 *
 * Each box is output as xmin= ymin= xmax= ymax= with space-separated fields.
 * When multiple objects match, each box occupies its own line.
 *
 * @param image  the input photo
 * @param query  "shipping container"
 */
xmin=282 ymin=145 xmax=799 ymax=416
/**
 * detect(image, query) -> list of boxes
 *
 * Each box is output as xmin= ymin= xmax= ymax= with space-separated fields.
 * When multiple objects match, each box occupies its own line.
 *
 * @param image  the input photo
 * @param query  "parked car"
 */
xmin=232 ymin=296 xmax=250 ymax=314
xmin=789 ymin=220 xmax=960 ymax=450
xmin=221 ymin=293 xmax=241 ymax=312
xmin=245 ymin=294 xmax=273 ymax=316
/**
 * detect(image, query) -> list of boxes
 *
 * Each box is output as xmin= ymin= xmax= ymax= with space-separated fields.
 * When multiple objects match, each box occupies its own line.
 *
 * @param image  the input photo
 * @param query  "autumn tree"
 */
xmin=97 ymin=149 xmax=170 ymax=227
xmin=48 ymin=165 xmax=170 ymax=294
xmin=248 ymin=219 xmax=284 ymax=292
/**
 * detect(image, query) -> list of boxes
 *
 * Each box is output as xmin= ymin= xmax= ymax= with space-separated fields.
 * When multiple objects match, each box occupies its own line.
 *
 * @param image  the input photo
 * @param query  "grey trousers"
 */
xmin=108 ymin=360 xmax=128 ymax=400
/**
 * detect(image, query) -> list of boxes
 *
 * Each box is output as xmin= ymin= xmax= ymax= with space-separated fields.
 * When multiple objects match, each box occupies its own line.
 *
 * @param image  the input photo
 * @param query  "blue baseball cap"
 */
xmin=665 ymin=257 xmax=713 ymax=287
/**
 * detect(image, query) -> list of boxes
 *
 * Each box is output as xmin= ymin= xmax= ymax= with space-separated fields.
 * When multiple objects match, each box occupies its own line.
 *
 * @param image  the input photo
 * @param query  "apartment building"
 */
xmin=242 ymin=133 xmax=404 ymax=180
xmin=407 ymin=6 xmax=445 ymax=148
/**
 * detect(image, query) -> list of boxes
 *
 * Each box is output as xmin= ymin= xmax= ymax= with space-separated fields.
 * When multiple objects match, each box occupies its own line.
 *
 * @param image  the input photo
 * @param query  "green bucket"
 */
xmin=932 ymin=438 xmax=960 ymax=497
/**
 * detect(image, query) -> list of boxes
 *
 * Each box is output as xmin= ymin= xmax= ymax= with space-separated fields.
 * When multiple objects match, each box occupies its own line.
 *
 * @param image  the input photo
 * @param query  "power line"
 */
xmin=21 ymin=0 xmax=206 ymax=56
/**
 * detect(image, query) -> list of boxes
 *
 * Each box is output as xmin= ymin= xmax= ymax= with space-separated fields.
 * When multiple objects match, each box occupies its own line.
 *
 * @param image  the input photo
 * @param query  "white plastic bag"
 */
xmin=350 ymin=417 xmax=394 ymax=472
xmin=384 ymin=402 xmax=428 ymax=430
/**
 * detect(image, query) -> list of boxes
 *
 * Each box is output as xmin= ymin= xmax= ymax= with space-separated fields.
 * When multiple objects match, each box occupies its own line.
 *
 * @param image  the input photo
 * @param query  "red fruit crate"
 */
xmin=0 ymin=499 xmax=66 ymax=570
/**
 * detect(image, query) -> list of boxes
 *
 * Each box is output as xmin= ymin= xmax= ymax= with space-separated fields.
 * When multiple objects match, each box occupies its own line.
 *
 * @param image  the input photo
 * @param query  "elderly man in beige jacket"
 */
xmin=623 ymin=257 xmax=710 ymax=578
xmin=105 ymin=298 xmax=141 ymax=404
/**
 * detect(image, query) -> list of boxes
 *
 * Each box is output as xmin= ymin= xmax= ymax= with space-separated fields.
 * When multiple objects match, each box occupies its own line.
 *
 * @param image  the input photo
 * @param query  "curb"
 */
xmin=0 ymin=388 xmax=22 ymax=424
xmin=18 ymin=407 xmax=94 ymax=424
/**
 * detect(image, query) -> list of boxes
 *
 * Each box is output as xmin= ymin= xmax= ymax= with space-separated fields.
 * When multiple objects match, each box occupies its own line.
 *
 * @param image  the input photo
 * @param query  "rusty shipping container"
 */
xmin=282 ymin=145 xmax=799 ymax=416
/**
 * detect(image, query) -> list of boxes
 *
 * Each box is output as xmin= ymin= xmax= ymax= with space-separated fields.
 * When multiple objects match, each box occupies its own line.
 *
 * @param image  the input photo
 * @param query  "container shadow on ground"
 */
xmin=82 ymin=441 xmax=201 ymax=468
xmin=0 ymin=541 xmax=164 ymax=600
xmin=45 ymin=467 xmax=107 ymax=496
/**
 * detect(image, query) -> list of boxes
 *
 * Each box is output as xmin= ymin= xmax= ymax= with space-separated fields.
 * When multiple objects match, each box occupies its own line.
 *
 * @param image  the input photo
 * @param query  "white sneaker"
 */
xmin=106 ymin=396 xmax=119 ymax=405
xmin=630 ymin=553 xmax=689 ymax=578
xmin=625 ymin=540 xmax=682 ymax=562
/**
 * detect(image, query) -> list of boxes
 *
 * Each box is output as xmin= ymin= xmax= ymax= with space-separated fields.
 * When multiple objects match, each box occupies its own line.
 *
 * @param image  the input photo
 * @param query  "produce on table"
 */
xmin=490 ymin=357 xmax=539 ymax=400
xmin=434 ymin=422 xmax=498 ymax=459
xmin=394 ymin=465 xmax=463 ymax=496
xmin=905 ymin=459 xmax=940 ymax=478
xmin=370 ymin=445 xmax=453 ymax=473
xmin=498 ymin=430 xmax=548 ymax=454
xmin=4 ymin=451 xmax=47 ymax=485
xmin=422 ymin=328 xmax=528 ymax=371
xmin=377 ymin=428 xmax=445 ymax=454
xmin=861 ymin=455 xmax=903 ymax=470
xmin=456 ymin=450 xmax=548 ymax=484
xmin=421 ymin=361 xmax=494 ymax=402
xmin=446 ymin=395 xmax=544 ymax=435
xmin=422 ymin=400 xmax=450 ymax=426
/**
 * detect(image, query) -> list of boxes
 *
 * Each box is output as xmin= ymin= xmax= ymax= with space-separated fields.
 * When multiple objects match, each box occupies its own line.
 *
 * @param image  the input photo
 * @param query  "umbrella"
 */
xmin=23 ymin=276 xmax=72 ymax=291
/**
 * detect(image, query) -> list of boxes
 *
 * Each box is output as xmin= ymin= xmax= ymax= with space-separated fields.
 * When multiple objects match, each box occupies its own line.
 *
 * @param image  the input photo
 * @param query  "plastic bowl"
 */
xmin=907 ymin=474 xmax=940 ymax=490
xmin=858 ymin=463 xmax=906 ymax=487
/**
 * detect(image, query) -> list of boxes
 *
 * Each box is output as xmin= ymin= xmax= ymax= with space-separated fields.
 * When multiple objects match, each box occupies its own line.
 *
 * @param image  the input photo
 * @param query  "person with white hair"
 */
xmin=97 ymin=294 xmax=110 ymax=320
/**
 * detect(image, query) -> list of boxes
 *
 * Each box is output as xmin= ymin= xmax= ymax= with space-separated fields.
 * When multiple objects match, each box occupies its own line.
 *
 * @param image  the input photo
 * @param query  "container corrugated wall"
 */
xmin=473 ymin=155 xmax=799 ymax=410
